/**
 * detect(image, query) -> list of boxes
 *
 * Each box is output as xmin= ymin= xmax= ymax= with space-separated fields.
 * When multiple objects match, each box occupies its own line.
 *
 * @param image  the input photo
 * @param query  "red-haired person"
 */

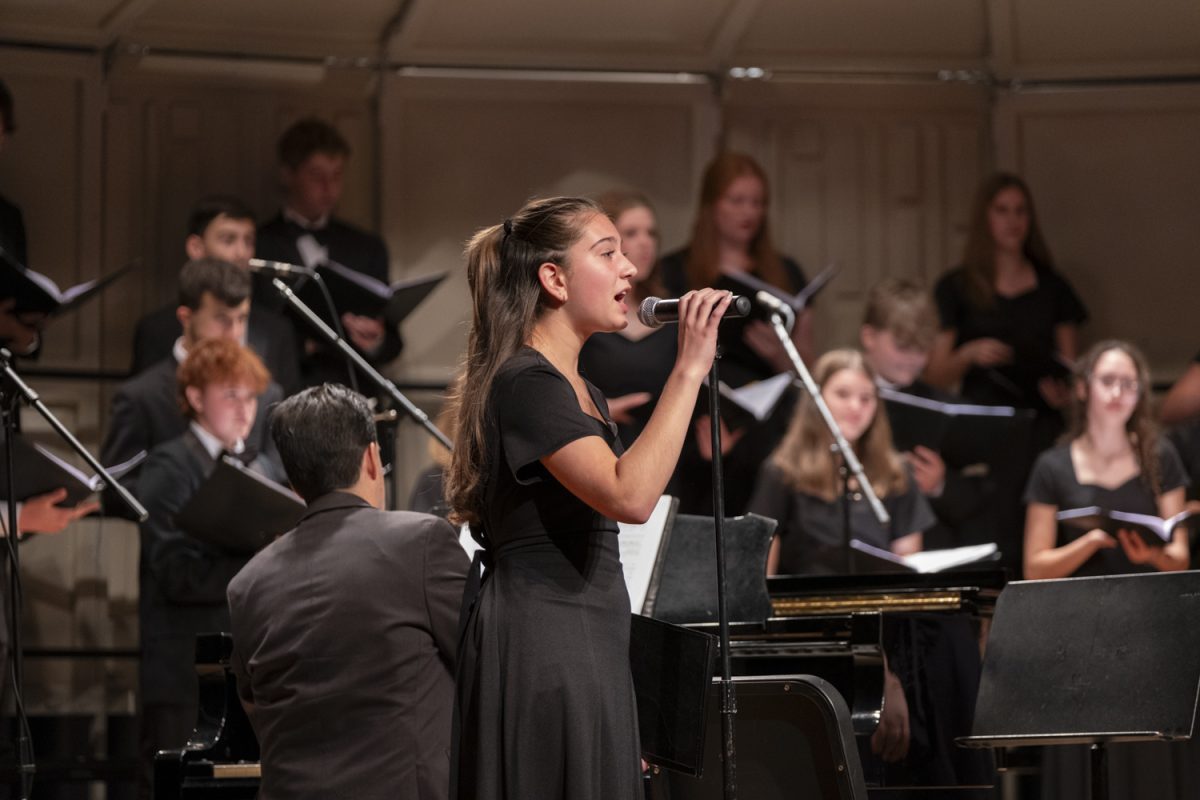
xmin=136 ymin=339 xmax=277 ymax=797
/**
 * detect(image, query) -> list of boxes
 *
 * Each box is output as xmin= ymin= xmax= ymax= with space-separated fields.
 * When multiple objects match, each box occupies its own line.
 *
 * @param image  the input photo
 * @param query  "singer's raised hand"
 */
xmin=674 ymin=289 xmax=733 ymax=380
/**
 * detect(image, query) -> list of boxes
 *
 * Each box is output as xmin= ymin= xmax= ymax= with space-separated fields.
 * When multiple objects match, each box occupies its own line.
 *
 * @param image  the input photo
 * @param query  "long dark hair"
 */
xmin=446 ymin=197 xmax=601 ymax=526
xmin=960 ymin=172 xmax=1055 ymax=309
xmin=684 ymin=152 xmax=788 ymax=291
xmin=1064 ymin=340 xmax=1162 ymax=495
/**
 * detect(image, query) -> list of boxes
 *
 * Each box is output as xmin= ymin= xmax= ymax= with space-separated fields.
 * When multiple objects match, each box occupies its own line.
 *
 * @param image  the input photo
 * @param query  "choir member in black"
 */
xmin=136 ymin=339 xmax=276 ymax=798
xmin=925 ymin=173 xmax=1088 ymax=572
xmin=0 ymin=80 xmax=27 ymax=269
xmin=446 ymin=197 xmax=730 ymax=800
xmin=659 ymin=152 xmax=812 ymax=515
xmin=129 ymin=196 xmax=301 ymax=393
xmin=0 ymin=77 xmax=46 ymax=358
xmin=748 ymin=348 xmax=934 ymax=576
xmin=925 ymin=172 xmax=1087 ymax=437
xmin=578 ymin=190 xmax=677 ymax=447
xmin=102 ymin=258 xmax=285 ymax=498
xmin=408 ymin=373 xmax=460 ymax=518
xmin=749 ymin=349 xmax=993 ymax=790
xmin=1159 ymin=351 xmax=1200 ymax=537
xmin=1024 ymin=340 xmax=1197 ymax=799
xmin=860 ymin=278 xmax=1000 ymax=552
xmin=255 ymin=117 xmax=402 ymax=385
xmin=1024 ymin=340 xmax=1189 ymax=578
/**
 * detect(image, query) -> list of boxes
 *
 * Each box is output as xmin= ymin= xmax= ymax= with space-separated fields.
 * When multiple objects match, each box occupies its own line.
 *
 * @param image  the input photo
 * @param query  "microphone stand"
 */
xmin=706 ymin=346 xmax=738 ymax=800
xmin=271 ymin=278 xmax=451 ymax=452
xmin=761 ymin=307 xmax=889 ymax=569
xmin=0 ymin=349 xmax=148 ymax=799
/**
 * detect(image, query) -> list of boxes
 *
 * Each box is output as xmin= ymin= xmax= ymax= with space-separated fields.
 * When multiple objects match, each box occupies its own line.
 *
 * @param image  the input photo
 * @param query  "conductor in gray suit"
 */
xmin=227 ymin=384 xmax=468 ymax=800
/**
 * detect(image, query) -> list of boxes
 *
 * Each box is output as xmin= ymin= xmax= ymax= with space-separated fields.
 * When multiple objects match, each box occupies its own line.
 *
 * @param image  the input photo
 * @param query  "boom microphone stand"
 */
xmin=0 ymin=348 xmax=147 ymax=798
xmin=755 ymin=293 xmax=890 ymax=568
xmin=270 ymin=278 xmax=451 ymax=452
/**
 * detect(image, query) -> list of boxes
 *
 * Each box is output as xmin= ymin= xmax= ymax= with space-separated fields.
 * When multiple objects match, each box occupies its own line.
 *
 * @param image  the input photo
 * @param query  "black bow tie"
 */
xmin=221 ymin=447 xmax=258 ymax=467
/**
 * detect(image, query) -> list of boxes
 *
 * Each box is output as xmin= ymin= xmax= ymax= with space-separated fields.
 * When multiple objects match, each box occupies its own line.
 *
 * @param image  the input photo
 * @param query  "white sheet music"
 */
xmin=618 ymin=495 xmax=674 ymax=613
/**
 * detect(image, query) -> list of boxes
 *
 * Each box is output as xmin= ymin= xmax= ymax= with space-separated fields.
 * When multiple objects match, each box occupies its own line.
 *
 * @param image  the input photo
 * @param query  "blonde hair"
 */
xmin=769 ymin=349 xmax=908 ymax=502
xmin=862 ymin=278 xmax=938 ymax=352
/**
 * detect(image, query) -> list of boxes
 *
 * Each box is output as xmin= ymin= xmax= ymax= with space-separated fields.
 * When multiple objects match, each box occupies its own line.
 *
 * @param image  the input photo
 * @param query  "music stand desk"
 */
xmin=958 ymin=572 xmax=1200 ymax=800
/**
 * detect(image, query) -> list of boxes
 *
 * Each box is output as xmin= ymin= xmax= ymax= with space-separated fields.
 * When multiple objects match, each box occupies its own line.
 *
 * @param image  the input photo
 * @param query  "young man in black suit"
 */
xmin=227 ymin=384 xmax=467 ymax=800
xmin=255 ymin=118 xmax=402 ymax=383
xmin=130 ymin=196 xmax=301 ymax=393
xmin=136 ymin=338 xmax=280 ymax=798
xmin=101 ymin=258 xmax=286 ymax=508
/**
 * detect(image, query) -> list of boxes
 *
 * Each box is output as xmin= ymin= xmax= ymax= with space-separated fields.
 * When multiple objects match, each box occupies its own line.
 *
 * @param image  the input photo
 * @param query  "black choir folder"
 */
xmin=719 ymin=262 xmax=838 ymax=315
xmin=880 ymin=387 xmax=1027 ymax=456
xmin=177 ymin=456 xmax=305 ymax=554
xmin=0 ymin=433 xmax=145 ymax=505
xmin=0 ymin=244 xmax=132 ymax=317
xmin=1056 ymin=506 xmax=1199 ymax=547
xmin=297 ymin=259 xmax=446 ymax=327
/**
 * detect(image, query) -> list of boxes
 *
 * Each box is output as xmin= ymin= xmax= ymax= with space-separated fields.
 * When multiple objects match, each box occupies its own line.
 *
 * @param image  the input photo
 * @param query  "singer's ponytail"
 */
xmin=447 ymin=196 xmax=601 ymax=527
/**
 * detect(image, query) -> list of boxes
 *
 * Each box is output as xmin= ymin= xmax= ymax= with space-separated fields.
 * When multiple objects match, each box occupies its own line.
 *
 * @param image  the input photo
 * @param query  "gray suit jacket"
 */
xmin=227 ymin=492 xmax=468 ymax=800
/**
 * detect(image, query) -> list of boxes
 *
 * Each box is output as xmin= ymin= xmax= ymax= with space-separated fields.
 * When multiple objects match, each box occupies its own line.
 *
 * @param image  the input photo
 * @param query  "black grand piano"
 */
xmin=157 ymin=566 xmax=1002 ymax=799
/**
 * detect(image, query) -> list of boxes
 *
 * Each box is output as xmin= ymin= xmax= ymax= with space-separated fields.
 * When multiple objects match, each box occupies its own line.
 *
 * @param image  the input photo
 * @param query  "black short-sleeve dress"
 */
xmin=1023 ymin=439 xmax=1189 ymax=577
xmin=453 ymin=347 xmax=641 ymax=800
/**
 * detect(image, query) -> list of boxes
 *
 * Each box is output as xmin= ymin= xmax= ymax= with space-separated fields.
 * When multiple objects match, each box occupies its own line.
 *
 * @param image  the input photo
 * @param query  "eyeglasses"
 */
xmin=1091 ymin=374 xmax=1140 ymax=394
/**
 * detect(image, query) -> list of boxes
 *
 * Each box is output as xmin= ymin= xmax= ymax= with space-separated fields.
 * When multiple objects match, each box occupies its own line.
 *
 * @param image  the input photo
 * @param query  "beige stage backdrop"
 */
xmin=0 ymin=0 xmax=1198 ymax=723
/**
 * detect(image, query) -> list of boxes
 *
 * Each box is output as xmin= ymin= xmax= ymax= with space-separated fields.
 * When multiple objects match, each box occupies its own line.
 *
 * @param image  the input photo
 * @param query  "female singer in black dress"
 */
xmin=578 ymin=190 xmax=677 ymax=446
xmin=446 ymin=197 xmax=730 ymax=800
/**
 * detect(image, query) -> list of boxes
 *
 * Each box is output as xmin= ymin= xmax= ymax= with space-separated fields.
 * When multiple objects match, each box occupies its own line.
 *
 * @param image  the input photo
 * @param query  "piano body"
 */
xmin=154 ymin=633 xmax=259 ymax=799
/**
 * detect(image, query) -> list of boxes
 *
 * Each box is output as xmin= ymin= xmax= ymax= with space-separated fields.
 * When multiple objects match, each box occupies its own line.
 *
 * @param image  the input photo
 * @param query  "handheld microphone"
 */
xmin=637 ymin=294 xmax=752 ymax=329
xmin=247 ymin=258 xmax=315 ymax=277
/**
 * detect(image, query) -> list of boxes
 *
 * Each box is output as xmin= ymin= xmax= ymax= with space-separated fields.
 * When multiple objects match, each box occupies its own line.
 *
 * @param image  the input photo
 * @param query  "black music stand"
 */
xmin=643 ymin=513 xmax=775 ymax=625
xmin=959 ymin=572 xmax=1200 ymax=800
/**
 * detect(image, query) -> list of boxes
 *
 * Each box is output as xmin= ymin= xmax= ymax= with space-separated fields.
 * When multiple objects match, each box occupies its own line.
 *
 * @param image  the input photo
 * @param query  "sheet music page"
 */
xmin=618 ymin=495 xmax=673 ymax=613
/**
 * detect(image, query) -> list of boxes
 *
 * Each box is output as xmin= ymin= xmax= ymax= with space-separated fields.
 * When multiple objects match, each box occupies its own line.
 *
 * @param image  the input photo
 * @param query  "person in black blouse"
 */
xmin=1024 ymin=340 xmax=1189 ymax=578
xmin=445 ymin=197 xmax=730 ymax=800
xmin=925 ymin=173 xmax=1087 ymax=422
xmin=1024 ymin=340 xmax=1197 ymax=800
xmin=578 ymin=190 xmax=677 ymax=447
xmin=660 ymin=153 xmax=813 ymax=515
xmin=748 ymin=348 xmax=935 ymax=576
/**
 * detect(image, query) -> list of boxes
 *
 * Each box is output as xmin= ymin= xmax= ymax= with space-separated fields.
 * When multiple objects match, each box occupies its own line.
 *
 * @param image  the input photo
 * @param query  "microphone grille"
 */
xmin=637 ymin=296 xmax=662 ymax=328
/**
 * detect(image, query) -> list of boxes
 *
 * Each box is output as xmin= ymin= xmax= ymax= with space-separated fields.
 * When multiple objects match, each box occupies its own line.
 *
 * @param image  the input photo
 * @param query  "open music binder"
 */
xmin=0 ymin=244 xmax=132 ymax=317
xmin=1056 ymin=505 xmax=1199 ymax=547
xmin=880 ymin=386 xmax=1030 ymax=458
xmin=849 ymin=539 xmax=1000 ymax=574
xmin=294 ymin=258 xmax=446 ymax=327
xmin=176 ymin=456 xmax=305 ymax=554
xmin=697 ymin=372 xmax=794 ymax=430
xmin=0 ymin=433 xmax=145 ymax=505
